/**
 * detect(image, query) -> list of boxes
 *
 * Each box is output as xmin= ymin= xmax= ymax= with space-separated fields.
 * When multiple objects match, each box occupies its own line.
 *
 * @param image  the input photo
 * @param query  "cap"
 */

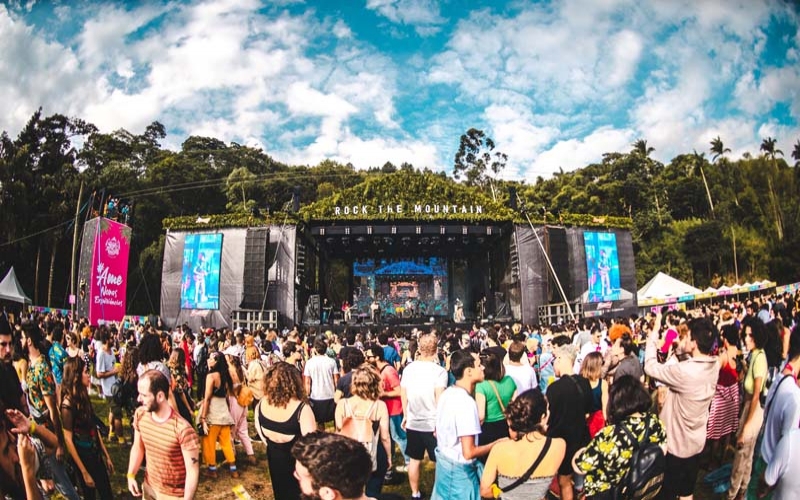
xmin=222 ymin=346 xmax=239 ymax=357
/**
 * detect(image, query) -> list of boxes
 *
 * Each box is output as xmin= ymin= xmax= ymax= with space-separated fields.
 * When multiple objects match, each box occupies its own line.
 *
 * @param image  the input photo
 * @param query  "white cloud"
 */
xmin=484 ymin=104 xmax=559 ymax=178
xmin=366 ymin=0 xmax=446 ymax=35
xmin=526 ymin=127 xmax=635 ymax=180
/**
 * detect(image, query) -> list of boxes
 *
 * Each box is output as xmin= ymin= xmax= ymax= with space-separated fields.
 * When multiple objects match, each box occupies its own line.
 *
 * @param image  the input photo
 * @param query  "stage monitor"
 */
xmin=352 ymin=257 xmax=449 ymax=318
xmin=180 ymin=233 xmax=223 ymax=310
xmin=584 ymin=232 xmax=621 ymax=303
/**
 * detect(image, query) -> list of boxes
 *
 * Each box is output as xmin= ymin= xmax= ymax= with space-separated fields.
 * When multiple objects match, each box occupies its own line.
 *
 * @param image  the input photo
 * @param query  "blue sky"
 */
xmin=1 ymin=0 xmax=798 ymax=181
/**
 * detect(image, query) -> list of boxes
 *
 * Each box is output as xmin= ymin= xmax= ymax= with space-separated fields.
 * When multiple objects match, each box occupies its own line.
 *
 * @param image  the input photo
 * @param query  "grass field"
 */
xmin=90 ymin=396 xmax=720 ymax=500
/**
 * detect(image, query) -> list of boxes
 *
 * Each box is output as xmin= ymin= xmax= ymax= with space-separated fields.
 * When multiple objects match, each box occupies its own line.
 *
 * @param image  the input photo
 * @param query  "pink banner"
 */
xmin=89 ymin=218 xmax=131 ymax=325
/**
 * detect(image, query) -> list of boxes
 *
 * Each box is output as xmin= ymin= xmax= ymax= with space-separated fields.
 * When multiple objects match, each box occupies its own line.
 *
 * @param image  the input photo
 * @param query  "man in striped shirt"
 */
xmin=127 ymin=369 xmax=200 ymax=500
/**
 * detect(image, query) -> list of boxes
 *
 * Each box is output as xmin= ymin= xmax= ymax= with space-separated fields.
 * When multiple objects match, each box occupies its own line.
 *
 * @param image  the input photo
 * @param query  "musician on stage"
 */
xmin=321 ymin=298 xmax=332 ymax=324
xmin=476 ymin=295 xmax=487 ymax=320
xmin=453 ymin=298 xmax=464 ymax=322
xmin=370 ymin=298 xmax=381 ymax=324
xmin=342 ymin=300 xmax=351 ymax=323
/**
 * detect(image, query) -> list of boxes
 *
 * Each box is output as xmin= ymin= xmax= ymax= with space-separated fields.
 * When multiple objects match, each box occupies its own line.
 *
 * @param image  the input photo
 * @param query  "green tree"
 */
xmin=453 ymin=128 xmax=507 ymax=200
xmin=710 ymin=136 xmax=731 ymax=162
xmin=760 ymin=137 xmax=785 ymax=240
xmin=791 ymin=139 xmax=800 ymax=167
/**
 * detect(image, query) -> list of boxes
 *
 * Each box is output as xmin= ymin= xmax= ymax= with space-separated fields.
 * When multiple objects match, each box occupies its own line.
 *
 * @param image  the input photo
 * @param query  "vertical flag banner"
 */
xmin=85 ymin=218 xmax=131 ymax=325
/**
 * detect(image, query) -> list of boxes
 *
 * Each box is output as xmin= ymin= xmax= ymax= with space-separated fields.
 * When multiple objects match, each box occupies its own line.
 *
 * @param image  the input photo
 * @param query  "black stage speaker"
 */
xmin=548 ymin=227 xmax=572 ymax=301
xmin=239 ymin=228 xmax=270 ymax=309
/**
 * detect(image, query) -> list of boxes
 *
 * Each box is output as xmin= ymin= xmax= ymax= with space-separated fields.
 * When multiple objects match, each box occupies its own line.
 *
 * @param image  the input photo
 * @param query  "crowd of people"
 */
xmin=0 ymin=290 xmax=799 ymax=500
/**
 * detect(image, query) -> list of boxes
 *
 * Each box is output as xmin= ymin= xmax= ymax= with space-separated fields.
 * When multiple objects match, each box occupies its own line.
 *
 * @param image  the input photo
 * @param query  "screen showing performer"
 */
xmin=180 ymin=233 xmax=223 ymax=310
xmin=584 ymin=231 xmax=621 ymax=302
xmin=352 ymin=257 xmax=449 ymax=318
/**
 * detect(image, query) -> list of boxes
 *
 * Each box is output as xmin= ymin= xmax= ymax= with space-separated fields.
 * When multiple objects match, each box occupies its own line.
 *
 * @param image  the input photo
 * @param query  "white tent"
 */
xmin=0 ymin=267 xmax=31 ymax=305
xmin=638 ymin=272 xmax=702 ymax=300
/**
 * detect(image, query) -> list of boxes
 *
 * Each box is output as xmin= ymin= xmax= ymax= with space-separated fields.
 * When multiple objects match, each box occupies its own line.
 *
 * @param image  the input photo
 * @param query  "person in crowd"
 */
xmin=574 ymin=375 xmax=667 ymax=500
xmin=607 ymin=331 xmax=643 ymax=384
xmin=480 ymin=388 xmax=566 ymax=499
xmin=117 ymin=345 xmax=140 ymax=439
xmin=475 ymin=350 xmax=517 ymax=452
xmin=727 ymin=318 xmax=769 ymax=500
xmin=367 ymin=344 xmax=410 ymax=475
xmin=96 ymin=332 xmax=122 ymax=443
xmin=539 ymin=335 xmax=571 ymax=393
xmin=401 ymin=332 xmax=448 ymax=500
xmin=504 ymin=340 xmax=538 ymax=394
xmin=547 ymin=342 xmax=592 ymax=500
xmin=432 ymin=349 xmax=501 ymax=500
xmin=198 ymin=351 xmax=238 ymax=478
xmin=127 ymin=369 xmax=200 ymax=499
xmin=47 ymin=325 xmax=67 ymax=404
xmin=580 ymin=352 xmax=608 ymax=438
xmin=167 ymin=348 xmax=194 ymax=424
xmin=644 ymin=314 xmax=717 ymax=500
xmin=574 ymin=326 xmax=607 ymax=374
xmin=21 ymin=321 xmax=80 ymax=500
xmin=283 ymin=340 xmax=305 ymax=372
xmin=60 ymin=357 xmax=114 ymax=499
xmin=335 ymin=365 xmax=392 ymax=497
xmin=254 ymin=362 xmax=316 ymax=500
xmin=335 ymin=349 xmax=365 ymax=402
xmin=292 ymin=431 xmax=377 ymax=500
xmin=378 ymin=333 xmax=401 ymax=370
xmin=304 ymin=339 xmax=338 ymax=430
xmin=706 ymin=324 xmax=741 ymax=468
xmin=756 ymin=325 xmax=800 ymax=499
xmin=226 ymin=353 xmax=256 ymax=465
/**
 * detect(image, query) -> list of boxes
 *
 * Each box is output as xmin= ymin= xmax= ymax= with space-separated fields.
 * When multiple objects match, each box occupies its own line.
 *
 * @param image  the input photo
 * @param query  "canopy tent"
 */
xmin=638 ymin=272 xmax=702 ymax=306
xmin=0 ymin=267 xmax=32 ymax=305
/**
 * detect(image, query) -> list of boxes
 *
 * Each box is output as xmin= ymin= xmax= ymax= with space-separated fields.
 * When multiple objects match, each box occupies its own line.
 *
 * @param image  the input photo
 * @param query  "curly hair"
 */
xmin=264 ymin=361 xmax=307 ymax=407
xmin=138 ymin=333 xmax=164 ymax=365
xmin=505 ymin=388 xmax=548 ymax=437
xmin=291 ymin=431 xmax=372 ymax=498
xmin=350 ymin=365 xmax=381 ymax=401
xmin=62 ymin=357 xmax=92 ymax=419
xmin=119 ymin=346 xmax=139 ymax=385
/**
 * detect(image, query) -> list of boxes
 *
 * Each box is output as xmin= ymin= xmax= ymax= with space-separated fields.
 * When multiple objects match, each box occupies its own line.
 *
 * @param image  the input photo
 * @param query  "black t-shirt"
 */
xmin=546 ymin=375 xmax=592 ymax=450
xmin=336 ymin=371 xmax=354 ymax=399
xmin=0 ymin=362 xmax=25 ymax=412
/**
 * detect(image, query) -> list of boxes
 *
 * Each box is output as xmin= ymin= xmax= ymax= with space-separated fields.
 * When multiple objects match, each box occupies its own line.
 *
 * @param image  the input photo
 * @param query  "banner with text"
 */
xmin=88 ymin=218 xmax=131 ymax=325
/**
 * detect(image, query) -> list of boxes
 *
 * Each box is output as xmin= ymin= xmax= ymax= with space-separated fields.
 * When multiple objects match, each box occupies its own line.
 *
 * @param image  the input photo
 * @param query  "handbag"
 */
xmin=493 ymin=437 xmax=552 ymax=498
xmin=235 ymin=384 xmax=254 ymax=407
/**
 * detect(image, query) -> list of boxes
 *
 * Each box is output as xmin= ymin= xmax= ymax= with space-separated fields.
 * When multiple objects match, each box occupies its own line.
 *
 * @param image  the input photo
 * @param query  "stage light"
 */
xmin=356 ymin=236 xmax=367 ymax=244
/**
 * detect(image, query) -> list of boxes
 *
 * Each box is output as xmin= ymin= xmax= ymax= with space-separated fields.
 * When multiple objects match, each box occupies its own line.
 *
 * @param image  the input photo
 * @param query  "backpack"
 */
xmin=613 ymin=421 xmax=665 ymax=500
xmin=338 ymin=399 xmax=380 ymax=471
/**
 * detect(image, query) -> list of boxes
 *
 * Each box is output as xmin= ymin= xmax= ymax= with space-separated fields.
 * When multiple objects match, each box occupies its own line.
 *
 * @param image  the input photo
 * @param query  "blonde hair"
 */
xmin=350 ymin=365 xmax=381 ymax=401
xmin=553 ymin=343 xmax=577 ymax=366
xmin=579 ymin=351 xmax=604 ymax=380
xmin=417 ymin=332 xmax=438 ymax=357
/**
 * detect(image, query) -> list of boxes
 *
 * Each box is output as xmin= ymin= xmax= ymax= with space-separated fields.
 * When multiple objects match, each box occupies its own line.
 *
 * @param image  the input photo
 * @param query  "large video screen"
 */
xmin=584 ymin=232 xmax=621 ymax=302
xmin=352 ymin=257 xmax=449 ymax=318
xmin=180 ymin=233 xmax=223 ymax=310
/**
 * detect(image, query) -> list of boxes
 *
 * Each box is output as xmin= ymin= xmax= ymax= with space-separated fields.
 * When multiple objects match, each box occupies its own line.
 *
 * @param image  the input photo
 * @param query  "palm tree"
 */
xmin=710 ymin=136 xmax=731 ymax=162
xmin=632 ymin=139 xmax=654 ymax=158
xmin=693 ymin=150 xmax=714 ymax=217
xmin=792 ymin=139 xmax=800 ymax=167
xmin=760 ymin=137 xmax=785 ymax=240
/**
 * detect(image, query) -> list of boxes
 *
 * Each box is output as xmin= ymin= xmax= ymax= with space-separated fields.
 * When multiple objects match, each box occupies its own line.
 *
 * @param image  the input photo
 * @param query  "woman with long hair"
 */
xmin=254 ymin=362 xmax=316 ymax=500
xmin=167 ymin=348 xmax=194 ymax=424
xmin=475 ymin=350 xmax=517 ymax=452
xmin=335 ymin=365 xmax=392 ymax=498
xmin=581 ymin=352 xmax=609 ymax=438
xmin=480 ymin=389 xmax=566 ymax=499
xmin=706 ymin=324 xmax=740 ymax=468
xmin=574 ymin=376 xmax=666 ymax=500
xmin=226 ymin=354 xmax=256 ymax=465
xmin=60 ymin=357 xmax=114 ymax=499
xmin=117 ymin=345 xmax=139 ymax=435
xmin=198 ymin=351 xmax=237 ymax=478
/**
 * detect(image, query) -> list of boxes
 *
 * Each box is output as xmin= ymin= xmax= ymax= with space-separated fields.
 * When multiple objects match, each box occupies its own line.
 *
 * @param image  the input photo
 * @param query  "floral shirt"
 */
xmin=26 ymin=356 xmax=56 ymax=421
xmin=575 ymin=412 xmax=666 ymax=496
xmin=170 ymin=364 xmax=188 ymax=395
xmin=48 ymin=342 xmax=68 ymax=385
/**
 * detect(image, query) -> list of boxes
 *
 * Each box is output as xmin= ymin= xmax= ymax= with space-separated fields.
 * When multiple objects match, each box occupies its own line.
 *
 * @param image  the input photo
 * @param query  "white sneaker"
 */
xmin=395 ymin=464 xmax=409 ymax=473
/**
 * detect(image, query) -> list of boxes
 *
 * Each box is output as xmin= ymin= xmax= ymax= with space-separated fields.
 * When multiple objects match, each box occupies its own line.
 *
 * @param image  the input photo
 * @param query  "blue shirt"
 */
xmin=383 ymin=345 xmax=401 ymax=366
xmin=48 ymin=342 xmax=67 ymax=385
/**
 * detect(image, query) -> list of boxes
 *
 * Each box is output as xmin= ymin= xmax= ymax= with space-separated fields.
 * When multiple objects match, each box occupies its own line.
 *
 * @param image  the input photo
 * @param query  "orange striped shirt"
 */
xmin=133 ymin=407 xmax=200 ymax=497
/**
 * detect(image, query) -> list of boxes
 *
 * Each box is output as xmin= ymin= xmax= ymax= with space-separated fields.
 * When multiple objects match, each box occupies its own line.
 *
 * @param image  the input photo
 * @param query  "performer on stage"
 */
xmin=342 ymin=300 xmax=351 ymax=323
xmin=193 ymin=252 xmax=208 ymax=304
xmin=321 ymin=298 xmax=332 ymax=324
xmin=477 ymin=295 xmax=487 ymax=320
xmin=370 ymin=298 xmax=381 ymax=323
xmin=453 ymin=298 xmax=464 ymax=322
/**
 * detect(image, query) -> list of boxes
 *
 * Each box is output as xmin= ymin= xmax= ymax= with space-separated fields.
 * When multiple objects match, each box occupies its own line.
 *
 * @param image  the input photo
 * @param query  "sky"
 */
xmin=1 ymin=0 xmax=799 ymax=182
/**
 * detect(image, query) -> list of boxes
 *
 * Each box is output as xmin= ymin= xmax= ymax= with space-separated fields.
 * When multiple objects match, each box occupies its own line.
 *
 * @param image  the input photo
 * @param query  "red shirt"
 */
xmin=379 ymin=364 xmax=403 ymax=416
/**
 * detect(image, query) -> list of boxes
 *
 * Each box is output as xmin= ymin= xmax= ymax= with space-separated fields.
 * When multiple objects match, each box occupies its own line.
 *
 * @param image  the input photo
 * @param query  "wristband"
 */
xmin=29 ymin=421 xmax=36 ymax=435
xmin=126 ymin=472 xmax=136 ymax=480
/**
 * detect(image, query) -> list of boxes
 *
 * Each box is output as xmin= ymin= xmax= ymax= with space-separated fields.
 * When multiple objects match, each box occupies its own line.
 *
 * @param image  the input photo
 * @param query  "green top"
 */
xmin=476 ymin=376 xmax=517 ymax=423
xmin=744 ymin=348 xmax=768 ymax=396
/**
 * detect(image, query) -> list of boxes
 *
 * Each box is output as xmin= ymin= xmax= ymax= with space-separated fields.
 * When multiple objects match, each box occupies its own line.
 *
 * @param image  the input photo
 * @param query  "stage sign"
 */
xmin=88 ymin=218 xmax=131 ymax=325
xmin=180 ymin=233 xmax=223 ymax=310
xmin=584 ymin=231 xmax=621 ymax=303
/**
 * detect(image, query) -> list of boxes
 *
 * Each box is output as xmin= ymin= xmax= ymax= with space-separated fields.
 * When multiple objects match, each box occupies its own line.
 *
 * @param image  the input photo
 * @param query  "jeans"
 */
xmin=42 ymin=452 xmax=81 ymax=500
xmin=389 ymin=414 xmax=410 ymax=465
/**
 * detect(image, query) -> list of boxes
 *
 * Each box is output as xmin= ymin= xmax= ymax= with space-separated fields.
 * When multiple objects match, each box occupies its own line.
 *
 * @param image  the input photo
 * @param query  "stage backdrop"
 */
xmin=76 ymin=217 xmax=132 ymax=326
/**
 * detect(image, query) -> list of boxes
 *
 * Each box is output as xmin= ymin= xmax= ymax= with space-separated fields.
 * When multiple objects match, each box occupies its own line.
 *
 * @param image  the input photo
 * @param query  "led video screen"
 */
xmin=352 ymin=257 xmax=449 ymax=318
xmin=584 ymin=232 xmax=621 ymax=302
xmin=180 ymin=233 xmax=223 ymax=310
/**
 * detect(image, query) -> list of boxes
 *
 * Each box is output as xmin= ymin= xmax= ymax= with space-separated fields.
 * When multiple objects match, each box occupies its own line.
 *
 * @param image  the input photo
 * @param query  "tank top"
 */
xmin=257 ymin=401 xmax=305 ymax=436
xmin=589 ymin=381 xmax=603 ymax=413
